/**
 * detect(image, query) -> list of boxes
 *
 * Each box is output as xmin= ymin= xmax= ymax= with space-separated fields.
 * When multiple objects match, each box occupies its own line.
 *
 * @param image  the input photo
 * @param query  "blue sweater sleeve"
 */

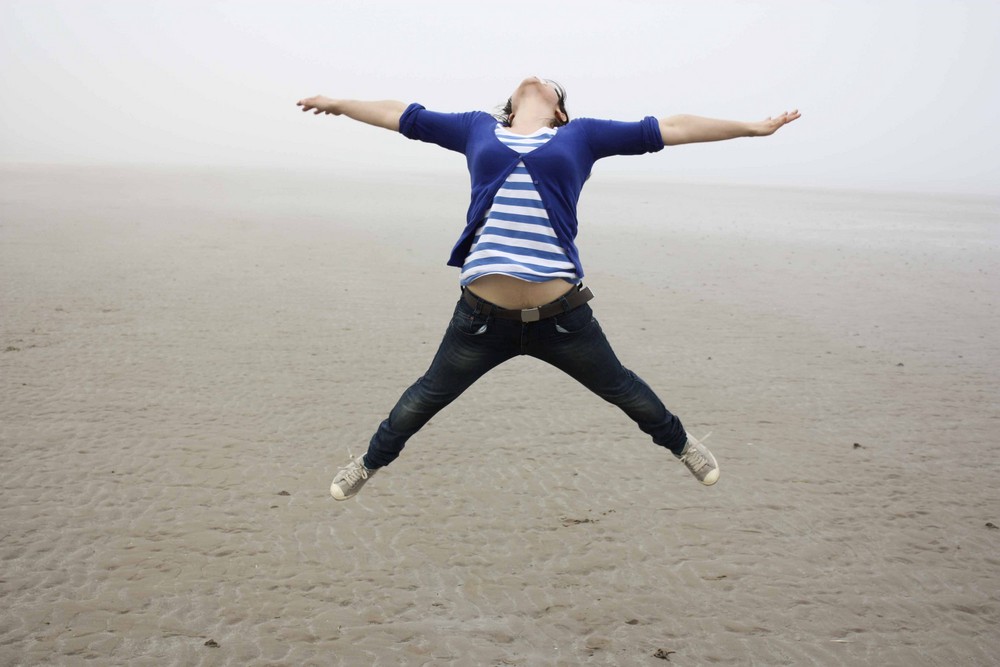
xmin=577 ymin=116 xmax=665 ymax=159
xmin=398 ymin=103 xmax=486 ymax=154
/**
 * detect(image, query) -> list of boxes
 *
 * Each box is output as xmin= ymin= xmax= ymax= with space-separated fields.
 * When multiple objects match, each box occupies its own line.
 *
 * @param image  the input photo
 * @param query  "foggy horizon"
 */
xmin=2 ymin=0 xmax=998 ymax=197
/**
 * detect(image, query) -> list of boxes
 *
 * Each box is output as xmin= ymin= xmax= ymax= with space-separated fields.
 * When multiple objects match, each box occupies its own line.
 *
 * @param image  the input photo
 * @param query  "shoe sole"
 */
xmin=683 ymin=432 xmax=720 ymax=486
xmin=330 ymin=482 xmax=356 ymax=501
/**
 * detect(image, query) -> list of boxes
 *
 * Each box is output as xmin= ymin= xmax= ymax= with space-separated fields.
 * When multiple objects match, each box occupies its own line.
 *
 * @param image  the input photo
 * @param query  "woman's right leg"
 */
xmin=363 ymin=297 xmax=515 ymax=469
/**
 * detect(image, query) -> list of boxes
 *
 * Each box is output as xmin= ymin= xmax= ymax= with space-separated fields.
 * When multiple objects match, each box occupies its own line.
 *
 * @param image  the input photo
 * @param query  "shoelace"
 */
xmin=337 ymin=452 xmax=369 ymax=486
xmin=681 ymin=433 xmax=714 ymax=472
xmin=682 ymin=448 xmax=710 ymax=472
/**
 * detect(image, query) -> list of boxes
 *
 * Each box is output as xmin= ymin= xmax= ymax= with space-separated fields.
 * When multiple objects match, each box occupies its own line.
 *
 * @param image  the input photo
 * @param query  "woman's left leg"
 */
xmin=527 ymin=303 xmax=688 ymax=455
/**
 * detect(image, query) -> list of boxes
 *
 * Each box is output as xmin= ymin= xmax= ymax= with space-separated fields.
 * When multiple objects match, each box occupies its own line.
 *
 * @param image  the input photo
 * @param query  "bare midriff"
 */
xmin=467 ymin=274 xmax=576 ymax=309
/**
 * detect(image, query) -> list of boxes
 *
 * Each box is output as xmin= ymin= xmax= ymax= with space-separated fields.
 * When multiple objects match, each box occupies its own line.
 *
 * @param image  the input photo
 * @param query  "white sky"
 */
xmin=2 ymin=0 xmax=998 ymax=195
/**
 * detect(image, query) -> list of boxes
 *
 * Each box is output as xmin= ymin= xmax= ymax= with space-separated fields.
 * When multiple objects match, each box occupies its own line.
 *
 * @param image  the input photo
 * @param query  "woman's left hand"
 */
xmin=751 ymin=110 xmax=801 ymax=136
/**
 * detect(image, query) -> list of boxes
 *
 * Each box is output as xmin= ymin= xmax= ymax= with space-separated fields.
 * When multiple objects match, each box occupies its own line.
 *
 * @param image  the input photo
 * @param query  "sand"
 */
xmin=1 ymin=164 xmax=998 ymax=666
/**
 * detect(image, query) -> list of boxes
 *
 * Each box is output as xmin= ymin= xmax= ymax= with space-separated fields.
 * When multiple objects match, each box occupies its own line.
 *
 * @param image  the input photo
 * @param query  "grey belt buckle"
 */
xmin=521 ymin=307 xmax=541 ymax=322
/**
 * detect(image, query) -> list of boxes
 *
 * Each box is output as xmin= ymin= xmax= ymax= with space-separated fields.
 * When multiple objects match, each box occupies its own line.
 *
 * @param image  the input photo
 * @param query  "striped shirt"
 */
xmin=459 ymin=125 xmax=579 ymax=286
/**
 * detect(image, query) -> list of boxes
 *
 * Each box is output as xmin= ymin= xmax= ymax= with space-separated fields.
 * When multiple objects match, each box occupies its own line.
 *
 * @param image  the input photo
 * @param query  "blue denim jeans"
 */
xmin=363 ymin=292 xmax=687 ymax=468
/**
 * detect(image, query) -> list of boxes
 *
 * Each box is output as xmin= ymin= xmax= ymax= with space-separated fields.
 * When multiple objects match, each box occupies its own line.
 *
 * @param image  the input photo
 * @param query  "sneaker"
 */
xmin=330 ymin=453 xmax=376 ymax=500
xmin=678 ymin=433 xmax=720 ymax=486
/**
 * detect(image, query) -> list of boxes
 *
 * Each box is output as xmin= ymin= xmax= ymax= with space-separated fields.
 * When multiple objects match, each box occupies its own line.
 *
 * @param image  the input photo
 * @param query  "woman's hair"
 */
xmin=495 ymin=79 xmax=569 ymax=128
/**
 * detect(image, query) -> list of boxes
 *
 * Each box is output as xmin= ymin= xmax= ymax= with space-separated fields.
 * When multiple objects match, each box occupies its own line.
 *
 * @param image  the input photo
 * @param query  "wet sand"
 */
xmin=1 ymin=165 xmax=998 ymax=665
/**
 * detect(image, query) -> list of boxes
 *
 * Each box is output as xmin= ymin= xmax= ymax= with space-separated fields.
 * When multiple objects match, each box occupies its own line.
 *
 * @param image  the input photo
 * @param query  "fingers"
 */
xmin=766 ymin=110 xmax=801 ymax=131
xmin=297 ymin=96 xmax=324 ymax=113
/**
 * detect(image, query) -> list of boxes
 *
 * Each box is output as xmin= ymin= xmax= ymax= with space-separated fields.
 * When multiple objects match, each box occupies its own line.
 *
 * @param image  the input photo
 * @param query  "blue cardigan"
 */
xmin=398 ymin=102 xmax=665 ymax=278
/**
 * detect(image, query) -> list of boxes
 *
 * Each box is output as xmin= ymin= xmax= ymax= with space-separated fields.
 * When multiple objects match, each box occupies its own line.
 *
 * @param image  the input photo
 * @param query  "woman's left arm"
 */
xmin=659 ymin=110 xmax=800 ymax=146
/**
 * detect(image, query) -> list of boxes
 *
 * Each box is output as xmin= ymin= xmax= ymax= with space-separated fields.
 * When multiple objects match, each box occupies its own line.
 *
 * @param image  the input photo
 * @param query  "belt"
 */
xmin=462 ymin=285 xmax=594 ymax=322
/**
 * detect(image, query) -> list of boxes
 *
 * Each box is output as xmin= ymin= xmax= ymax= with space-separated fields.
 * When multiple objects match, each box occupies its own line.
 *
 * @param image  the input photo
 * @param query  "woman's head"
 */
xmin=497 ymin=76 xmax=569 ymax=128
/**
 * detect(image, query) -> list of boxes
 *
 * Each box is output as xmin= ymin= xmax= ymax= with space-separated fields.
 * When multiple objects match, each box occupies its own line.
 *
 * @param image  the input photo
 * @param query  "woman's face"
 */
xmin=510 ymin=76 xmax=567 ymax=122
xmin=513 ymin=76 xmax=560 ymax=102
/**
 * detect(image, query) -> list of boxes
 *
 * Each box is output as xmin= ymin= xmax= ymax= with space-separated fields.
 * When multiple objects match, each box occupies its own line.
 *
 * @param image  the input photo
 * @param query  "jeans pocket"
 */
xmin=451 ymin=299 xmax=490 ymax=336
xmin=457 ymin=319 xmax=489 ymax=336
xmin=553 ymin=303 xmax=595 ymax=334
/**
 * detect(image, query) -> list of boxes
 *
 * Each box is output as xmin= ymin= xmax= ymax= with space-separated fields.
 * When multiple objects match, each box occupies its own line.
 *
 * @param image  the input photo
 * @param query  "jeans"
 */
xmin=363 ymin=292 xmax=687 ymax=469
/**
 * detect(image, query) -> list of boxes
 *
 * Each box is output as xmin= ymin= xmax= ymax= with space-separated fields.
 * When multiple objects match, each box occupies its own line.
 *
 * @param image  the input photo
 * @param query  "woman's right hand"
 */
xmin=296 ymin=96 xmax=340 ymax=115
xmin=297 ymin=97 xmax=405 ymax=131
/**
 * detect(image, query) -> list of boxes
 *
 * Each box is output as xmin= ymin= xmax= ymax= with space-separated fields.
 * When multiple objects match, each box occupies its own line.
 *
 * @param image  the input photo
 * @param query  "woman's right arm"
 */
xmin=296 ymin=96 xmax=407 ymax=131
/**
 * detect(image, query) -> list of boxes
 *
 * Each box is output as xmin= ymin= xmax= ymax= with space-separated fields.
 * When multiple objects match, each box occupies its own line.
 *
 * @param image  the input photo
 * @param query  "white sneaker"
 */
xmin=330 ymin=453 xmax=376 ymax=500
xmin=678 ymin=433 xmax=720 ymax=486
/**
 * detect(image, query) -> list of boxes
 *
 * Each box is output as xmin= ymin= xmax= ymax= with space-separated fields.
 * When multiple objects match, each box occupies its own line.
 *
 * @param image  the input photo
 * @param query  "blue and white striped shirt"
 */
xmin=459 ymin=125 xmax=579 ymax=286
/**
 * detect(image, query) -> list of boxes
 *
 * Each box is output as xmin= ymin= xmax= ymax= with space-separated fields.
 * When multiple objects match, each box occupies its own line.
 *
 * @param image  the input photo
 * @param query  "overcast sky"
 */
xmin=2 ymin=0 xmax=998 ymax=195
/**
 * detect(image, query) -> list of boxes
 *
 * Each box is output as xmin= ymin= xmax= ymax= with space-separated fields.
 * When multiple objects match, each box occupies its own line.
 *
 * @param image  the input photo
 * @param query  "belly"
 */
xmin=467 ymin=274 xmax=576 ymax=309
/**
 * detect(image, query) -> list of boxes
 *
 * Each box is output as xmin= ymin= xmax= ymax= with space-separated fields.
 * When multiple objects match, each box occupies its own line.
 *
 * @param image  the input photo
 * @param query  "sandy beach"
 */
xmin=1 ymin=164 xmax=998 ymax=666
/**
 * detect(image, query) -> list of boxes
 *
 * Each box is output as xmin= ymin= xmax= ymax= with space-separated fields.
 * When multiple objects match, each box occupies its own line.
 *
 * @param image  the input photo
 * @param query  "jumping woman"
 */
xmin=297 ymin=77 xmax=799 ymax=500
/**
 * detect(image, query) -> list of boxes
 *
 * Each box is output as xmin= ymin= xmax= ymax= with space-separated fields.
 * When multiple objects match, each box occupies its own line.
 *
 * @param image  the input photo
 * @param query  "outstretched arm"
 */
xmin=297 ymin=96 xmax=407 ymax=131
xmin=659 ymin=110 xmax=800 ymax=146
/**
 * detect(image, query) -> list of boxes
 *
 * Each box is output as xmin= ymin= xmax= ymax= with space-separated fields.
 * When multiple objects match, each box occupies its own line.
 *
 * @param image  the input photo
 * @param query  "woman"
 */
xmin=297 ymin=77 xmax=799 ymax=500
